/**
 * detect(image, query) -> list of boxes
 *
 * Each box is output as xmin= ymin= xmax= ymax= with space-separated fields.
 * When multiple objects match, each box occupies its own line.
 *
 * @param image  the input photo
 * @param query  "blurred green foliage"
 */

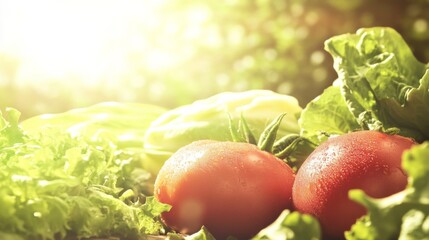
xmin=0 ymin=0 xmax=428 ymax=119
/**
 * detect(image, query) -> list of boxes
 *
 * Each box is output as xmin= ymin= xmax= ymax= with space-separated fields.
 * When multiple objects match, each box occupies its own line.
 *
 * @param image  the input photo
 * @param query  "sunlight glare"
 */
xmin=0 ymin=0 xmax=167 ymax=85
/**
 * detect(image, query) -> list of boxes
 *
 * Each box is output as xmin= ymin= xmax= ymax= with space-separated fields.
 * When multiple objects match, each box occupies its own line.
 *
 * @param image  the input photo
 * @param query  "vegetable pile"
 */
xmin=1 ymin=27 xmax=428 ymax=240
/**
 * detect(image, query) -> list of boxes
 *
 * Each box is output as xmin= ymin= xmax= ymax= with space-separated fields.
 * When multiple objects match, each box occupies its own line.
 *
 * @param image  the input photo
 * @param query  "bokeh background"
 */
xmin=1 ymin=0 xmax=428 ymax=119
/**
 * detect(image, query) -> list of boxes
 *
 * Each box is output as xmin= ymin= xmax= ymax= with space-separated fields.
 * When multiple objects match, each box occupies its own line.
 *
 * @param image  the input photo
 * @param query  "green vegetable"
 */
xmin=299 ymin=27 xmax=429 ymax=144
xmin=229 ymin=113 xmax=314 ymax=170
xmin=299 ymin=84 xmax=361 ymax=143
xmin=346 ymin=142 xmax=429 ymax=240
xmin=144 ymin=90 xmax=303 ymax=172
xmin=21 ymin=102 xmax=166 ymax=148
xmin=257 ymin=113 xmax=287 ymax=152
xmin=0 ymin=108 xmax=170 ymax=239
xmin=21 ymin=102 xmax=167 ymax=174
xmin=253 ymin=210 xmax=321 ymax=240
xmin=166 ymin=226 xmax=216 ymax=240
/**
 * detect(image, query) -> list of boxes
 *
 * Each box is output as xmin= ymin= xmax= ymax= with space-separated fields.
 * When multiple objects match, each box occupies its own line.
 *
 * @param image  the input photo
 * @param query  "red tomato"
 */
xmin=154 ymin=140 xmax=295 ymax=240
xmin=292 ymin=131 xmax=415 ymax=239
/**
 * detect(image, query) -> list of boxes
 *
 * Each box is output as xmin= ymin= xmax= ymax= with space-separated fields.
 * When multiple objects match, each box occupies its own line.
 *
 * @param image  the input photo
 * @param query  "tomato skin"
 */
xmin=154 ymin=140 xmax=295 ymax=240
xmin=292 ymin=131 xmax=415 ymax=239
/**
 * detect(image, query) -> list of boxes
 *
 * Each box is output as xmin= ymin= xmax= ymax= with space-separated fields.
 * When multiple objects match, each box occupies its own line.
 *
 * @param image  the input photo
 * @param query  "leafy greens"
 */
xmin=300 ymin=27 xmax=429 ymax=143
xmin=0 ymin=107 xmax=170 ymax=240
xmin=253 ymin=210 xmax=321 ymax=240
xmin=21 ymin=102 xmax=167 ymax=149
xmin=21 ymin=102 xmax=167 ymax=175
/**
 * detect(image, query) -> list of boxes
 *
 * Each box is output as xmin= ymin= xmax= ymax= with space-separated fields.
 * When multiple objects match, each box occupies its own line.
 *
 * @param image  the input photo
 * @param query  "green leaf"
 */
xmin=325 ymin=27 xmax=429 ymax=141
xmin=253 ymin=210 xmax=321 ymax=240
xmin=228 ymin=113 xmax=244 ymax=142
xmin=299 ymin=85 xmax=361 ymax=144
xmin=185 ymin=226 xmax=217 ymax=240
xmin=239 ymin=113 xmax=257 ymax=145
xmin=5 ymin=108 xmax=21 ymax=126
xmin=20 ymin=102 xmax=168 ymax=176
xmin=140 ymin=197 xmax=172 ymax=234
xmin=0 ymin=111 xmax=170 ymax=239
xmin=257 ymin=113 xmax=287 ymax=152
xmin=21 ymin=102 xmax=167 ymax=149
xmin=0 ymin=108 xmax=25 ymax=145
xmin=272 ymin=134 xmax=302 ymax=158
xmin=381 ymin=70 xmax=429 ymax=142
xmin=272 ymin=134 xmax=314 ymax=170
xmin=399 ymin=210 xmax=429 ymax=240
xmin=300 ymin=27 xmax=429 ymax=149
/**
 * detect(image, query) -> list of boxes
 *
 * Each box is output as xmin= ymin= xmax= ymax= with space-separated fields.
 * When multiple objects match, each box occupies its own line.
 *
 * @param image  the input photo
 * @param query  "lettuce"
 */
xmin=253 ymin=210 xmax=321 ymax=240
xmin=166 ymin=226 xmax=216 ymax=240
xmin=346 ymin=142 xmax=429 ymax=240
xmin=144 ymin=90 xmax=303 ymax=173
xmin=299 ymin=84 xmax=361 ymax=144
xmin=21 ymin=102 xmax=166 ymax=148
xmin=21 ymin=102 xmax=167 ymax=174
xmin=300 ymin=27 xmax=429 ymax=143
xmin=0 ymin=108 xmax=170 ymax=239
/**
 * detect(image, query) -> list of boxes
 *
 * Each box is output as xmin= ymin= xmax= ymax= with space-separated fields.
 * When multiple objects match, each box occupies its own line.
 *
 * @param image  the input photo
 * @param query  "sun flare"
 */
xmin=0 ymin=0 xmax=167 ymax=85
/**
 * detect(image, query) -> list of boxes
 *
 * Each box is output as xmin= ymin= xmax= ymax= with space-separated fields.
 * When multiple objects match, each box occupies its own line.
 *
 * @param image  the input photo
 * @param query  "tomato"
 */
xmin=292 ymin=131 xmax=416 ymax=239
xmin=154 ymin=140 xmax=295 ymax=240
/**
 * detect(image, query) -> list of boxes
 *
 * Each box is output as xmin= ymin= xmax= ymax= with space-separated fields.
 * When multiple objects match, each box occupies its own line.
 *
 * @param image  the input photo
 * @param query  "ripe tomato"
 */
xmin=292 ymin=131 xmax=415 ymax=239
xmin=154 ymin=140 xmax=295 ymax=240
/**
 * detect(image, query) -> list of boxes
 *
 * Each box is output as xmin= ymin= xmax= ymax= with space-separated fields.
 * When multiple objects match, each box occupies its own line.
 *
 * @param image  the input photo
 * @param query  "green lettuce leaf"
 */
xmin=21 ymin=102 xmax=167 ymax=175
xmin=346 ymin=142 xmax=429 ymax=240
xmin=144 ymin=90 xmax=303 ymax=173
xmin=300 ymin=27 xmax=429 ymax=143
xmin=21 ymin=102 xmax=166 ymax=148
xmin=184 ymin=226 xmax=216 ymax=240
xmin=163 ymin=226 xmax=216 ymax=240
xmin=299 ymin=85 xmax=360 ymax=143
xmin=253 ymin=210 xmax=321 ymax=240
xmin=0 ymin=108 xmax=26 ymax=146
xmin=0 ymin=109 xmax=170 ymax=239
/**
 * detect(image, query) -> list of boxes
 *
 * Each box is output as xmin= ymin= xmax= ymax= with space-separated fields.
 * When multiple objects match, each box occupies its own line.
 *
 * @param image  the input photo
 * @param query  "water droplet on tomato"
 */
xmin=309 ymin=183 xmax=317 ymax=194
xmin=382 ymin=165 xmax=390 ymax=175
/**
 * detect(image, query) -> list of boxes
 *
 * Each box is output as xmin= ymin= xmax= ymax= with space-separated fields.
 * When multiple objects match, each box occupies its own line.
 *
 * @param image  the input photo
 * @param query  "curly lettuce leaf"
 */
xmin=300 ymin=27 xmax=429 ymax=143
xmin=346 ymin=142 xmax=429 ymax=240
xmin=0 ymin=109 xmax=170 ymax=239
xmin=0 ymin=108 xmax=25 ymax=146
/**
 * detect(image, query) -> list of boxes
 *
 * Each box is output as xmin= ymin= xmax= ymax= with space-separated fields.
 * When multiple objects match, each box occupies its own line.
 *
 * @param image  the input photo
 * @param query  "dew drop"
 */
xmin=309 ymin=183 xmax=318 ymax=194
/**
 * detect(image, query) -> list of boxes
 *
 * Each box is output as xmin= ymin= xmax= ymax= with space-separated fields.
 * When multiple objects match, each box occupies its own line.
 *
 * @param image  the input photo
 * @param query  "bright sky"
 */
xmin=0 ymin=0 xmax=169 ymax=85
